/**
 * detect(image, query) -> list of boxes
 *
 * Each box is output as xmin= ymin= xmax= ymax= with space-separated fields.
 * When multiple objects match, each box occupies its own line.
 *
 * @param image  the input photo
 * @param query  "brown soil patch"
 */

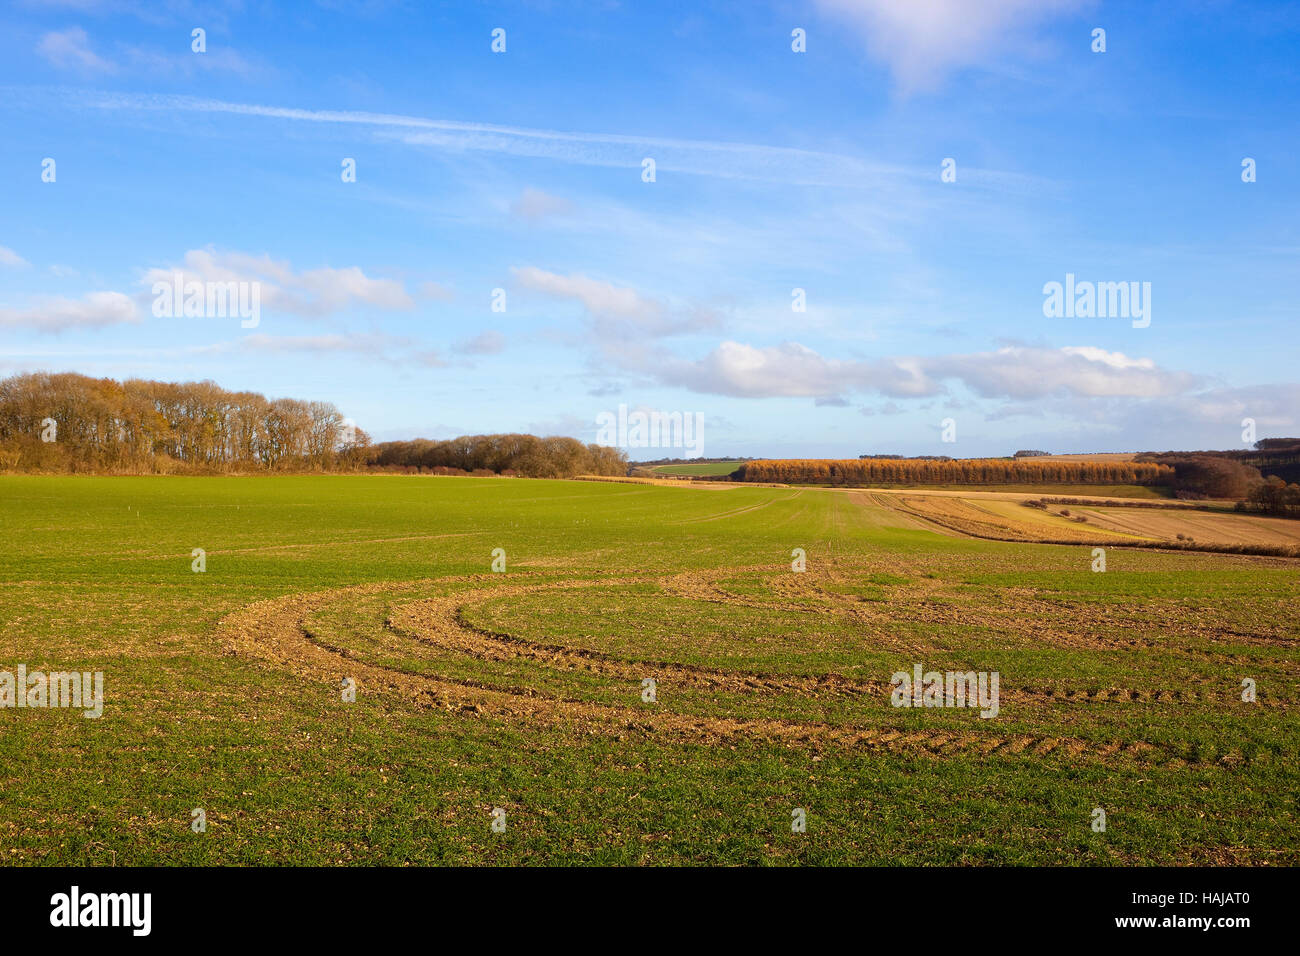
xmin=214 ymin=569 xmax=1270 ymax=763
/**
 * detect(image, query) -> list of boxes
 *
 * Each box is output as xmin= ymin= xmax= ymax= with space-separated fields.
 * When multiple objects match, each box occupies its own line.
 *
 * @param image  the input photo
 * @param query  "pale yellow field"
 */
xmin=856 ymin=487 xmax=1297 ymax=550
xmin=1024 ymin=452 xmax=1140 ymax=463
xmin=1073 ymin=507 xmax=1300 ymax=547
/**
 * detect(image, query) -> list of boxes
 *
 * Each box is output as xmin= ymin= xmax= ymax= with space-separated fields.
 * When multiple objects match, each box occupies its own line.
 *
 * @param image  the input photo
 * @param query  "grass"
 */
xmin=0 ymin=474 xmax=1296 ymax=865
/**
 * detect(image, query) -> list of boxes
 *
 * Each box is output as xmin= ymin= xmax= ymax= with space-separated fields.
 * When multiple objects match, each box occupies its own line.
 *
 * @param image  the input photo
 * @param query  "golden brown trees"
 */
xmin=738 ymin=458 xmax=1172 ymax=486
xmin=0 ymin=372 xmax=365 ymax=473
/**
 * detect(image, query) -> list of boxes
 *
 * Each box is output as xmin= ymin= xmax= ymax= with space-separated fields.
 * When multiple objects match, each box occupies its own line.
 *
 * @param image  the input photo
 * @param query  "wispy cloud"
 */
xmin=36 ymin=27 xmax=116 ymax=73
xmin=513 ymin=267 xmax=660 ymax=322
xmin=813 ymin=0 xmax=1088 ymax=94
xmin=652 ymin=341 xmax=1198 ymax=404
xmin=0 ymin=291 xmax=137 ymax=332
xmin=510 ymin=187 xmax=573 ymax=222
xmin=121 ymin=45 xmax=264 ymax=80
xmin=984 ymin=384 xmax=1300 ymax=447
xmin=512 ymin=266 xmax=720 ymax=340
xmin=418 ymin=281 xmax=454 ymax=302
xmin=142 ymin=248 xmax=415 ymax=317
xmin=55 ymin=89 xmax=939 ymax=188
xmin=0 ymin=246 xmax=31 ymax=268
xmin=209 ymin=332 xmax=448 ymax=368
xmin=453 ymin=330 xmax=506 ymax=356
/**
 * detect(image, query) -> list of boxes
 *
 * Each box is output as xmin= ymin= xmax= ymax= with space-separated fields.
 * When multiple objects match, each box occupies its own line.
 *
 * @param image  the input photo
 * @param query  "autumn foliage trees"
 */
xmin=0 ymin=372 xmax=630 ymax=479
xmin=0 ymin=372 xmax=628 ymax=479
xmin=1241 ymin=476 xmax=1300 ymax=517
xmin=0 ymin=372 xmax=369 ymax=473
xmin=736 ymin=457 xmax=1173 ymax=486
xmin=367 ymin=435 xmax=627 ymax=478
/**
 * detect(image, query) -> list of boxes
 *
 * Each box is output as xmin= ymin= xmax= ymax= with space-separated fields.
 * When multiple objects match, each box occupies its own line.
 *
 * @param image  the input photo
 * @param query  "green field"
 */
xmin=650 ymin=461 xmax=742 ymax=476
xmin=1 ymin=474 xmax=1296 ymax=865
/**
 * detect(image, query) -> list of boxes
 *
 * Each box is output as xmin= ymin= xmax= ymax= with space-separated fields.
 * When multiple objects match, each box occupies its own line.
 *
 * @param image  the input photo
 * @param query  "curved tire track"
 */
xmin=215 ymin=572 xmax=1264 ymax=764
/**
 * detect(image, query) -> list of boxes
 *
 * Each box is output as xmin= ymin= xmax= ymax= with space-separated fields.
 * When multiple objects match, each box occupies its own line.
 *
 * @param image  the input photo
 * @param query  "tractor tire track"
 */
xmin=215 ymin=573 xmax=1267 ymax=763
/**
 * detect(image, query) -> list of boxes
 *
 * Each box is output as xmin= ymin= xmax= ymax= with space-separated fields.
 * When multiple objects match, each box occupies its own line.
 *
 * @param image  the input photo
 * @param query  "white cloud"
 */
xmin=142 ymin=248 xmax=415 ymax=317
xmin=122 ymin=45 xmax=263 ymax=80
xmin=454 ymin=330 xmax=506 ymax=355
xmin=928 ymin=345 xmax=1193 ymax=399
xmin=860 ymin=402 xmax=906 ymax=416
xmin=1058 ymin=345 xmax=1155 ymax=369
xmin=812 ymin=0 xmax=1085 ymax=93
xmin=46 ymin=89 xmax=1048 ymax=194
xmin=510 ymin=187 xmax=573 ymax=222
xmin=653 ymin=341 xmax=1195 ymax=403
xmin=658 ymin=340 xmax=934 ymax=401
xmin=240 ymin=333 xmax=370 ymax=354
xmin=67 ymin=91 xmax=916 ymax=188
xmin=36 ymin=27 xmax=116 ymax=73
xmin=984 ymin=384 xmax=1300 ymax=447
xmin=512 ymin=266 xmax=719 ymax=338
xmin=418 ymin=280 xmax=454 ymax=301
xmin=0 ymin=246 xmax=30 ymax=268
xmin=513 ymin=267 xmax=658 ymax=321
xmin=0 ymin=291 xmax=137 ymax=332
xmin=1152 ymin=384 xmax=1300 ymax=430
xmin=226 ymin=332 xmax=447 ymax=368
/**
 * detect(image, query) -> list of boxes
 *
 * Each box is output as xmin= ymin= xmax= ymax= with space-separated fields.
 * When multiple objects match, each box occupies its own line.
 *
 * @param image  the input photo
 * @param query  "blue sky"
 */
xmin=1 ymin=0 xmax=1297 ymax=458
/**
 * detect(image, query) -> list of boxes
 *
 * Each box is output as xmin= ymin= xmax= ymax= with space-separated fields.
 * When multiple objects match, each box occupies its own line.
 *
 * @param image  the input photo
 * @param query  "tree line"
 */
xmin=736 ymin=457 xmax=1174 ymax=486
xmin=368 ymin=435 xmax=626 ymax=478
xmin=1239 ymin=476 xmax=1300 ymax=517
xmin=1137 ymin=442 xmax=1300 ymax=487
xmin=1138 ymin=455 xmax=1260 ymax=499
xmin=0 ymin=372 xmax=627 ymax=479
xmin=0 ymin=372 xmax=370 ymax=473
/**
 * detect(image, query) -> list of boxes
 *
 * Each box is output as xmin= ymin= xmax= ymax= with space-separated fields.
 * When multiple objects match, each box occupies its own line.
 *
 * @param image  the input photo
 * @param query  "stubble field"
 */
xmin=1 ymin=474 xmax=1296 ymax=865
